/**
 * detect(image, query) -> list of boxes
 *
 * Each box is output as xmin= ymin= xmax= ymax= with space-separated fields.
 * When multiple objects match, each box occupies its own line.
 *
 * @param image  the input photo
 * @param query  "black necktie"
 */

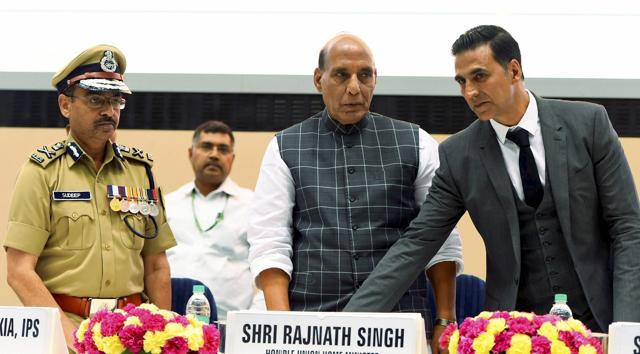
xmin=506 ymin=128 xmax=543 ymax=208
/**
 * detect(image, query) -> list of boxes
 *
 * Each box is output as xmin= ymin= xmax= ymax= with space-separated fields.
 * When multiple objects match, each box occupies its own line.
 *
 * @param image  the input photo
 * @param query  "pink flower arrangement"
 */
xmin=73 ymin=303 xmax=220 ymax=354
xmin=439 ymin=311 xmax=603 ymax=354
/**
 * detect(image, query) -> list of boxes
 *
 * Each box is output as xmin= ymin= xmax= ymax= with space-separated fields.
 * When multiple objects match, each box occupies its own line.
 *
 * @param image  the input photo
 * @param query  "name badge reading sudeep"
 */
xmin=52 ymin=191 xmax=92 ymax=201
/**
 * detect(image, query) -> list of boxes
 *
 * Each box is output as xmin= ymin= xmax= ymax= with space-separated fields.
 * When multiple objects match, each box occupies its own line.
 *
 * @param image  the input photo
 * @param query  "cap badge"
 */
xmin=100 ymin=50 xmax=118 ymax=73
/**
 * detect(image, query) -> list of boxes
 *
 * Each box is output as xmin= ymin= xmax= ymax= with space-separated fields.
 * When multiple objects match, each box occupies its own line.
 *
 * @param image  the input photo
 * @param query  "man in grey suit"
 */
xmin=344 ymin=25 xmax=640 ymax=333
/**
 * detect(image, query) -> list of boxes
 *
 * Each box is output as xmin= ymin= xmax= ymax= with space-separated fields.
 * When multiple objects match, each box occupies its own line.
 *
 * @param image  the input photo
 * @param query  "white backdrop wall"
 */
xmin=1 ymin=1 xmax=639 ymax=95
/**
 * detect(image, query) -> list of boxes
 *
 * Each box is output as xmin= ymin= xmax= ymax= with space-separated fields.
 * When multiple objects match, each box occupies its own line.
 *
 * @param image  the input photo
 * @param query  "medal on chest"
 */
xmin=107 ymin=185 xmax=121 ymax=211
xmin=127 ymin=186 xmax=139 ymax=214
xmin=105 ymin=184 xmax=160 ymax=240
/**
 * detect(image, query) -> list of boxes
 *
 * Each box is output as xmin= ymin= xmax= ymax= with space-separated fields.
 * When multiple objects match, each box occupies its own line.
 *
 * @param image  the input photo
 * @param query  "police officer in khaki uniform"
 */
xmin=3 ymin=44 xmax=176 ymax=350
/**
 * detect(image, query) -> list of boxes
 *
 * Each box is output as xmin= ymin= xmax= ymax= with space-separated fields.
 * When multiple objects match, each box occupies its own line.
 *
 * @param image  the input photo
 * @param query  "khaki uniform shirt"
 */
xmin=4 ymin=136 xmax=176 ymax=302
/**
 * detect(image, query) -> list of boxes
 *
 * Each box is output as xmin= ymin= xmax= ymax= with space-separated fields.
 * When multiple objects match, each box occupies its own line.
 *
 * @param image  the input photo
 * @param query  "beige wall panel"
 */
xmin=1 ymin=127 xmax=639 ymax=307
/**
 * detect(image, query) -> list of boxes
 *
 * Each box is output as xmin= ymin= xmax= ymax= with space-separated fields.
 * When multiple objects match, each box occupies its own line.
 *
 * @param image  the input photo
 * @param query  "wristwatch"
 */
xmin=434 ymin=318 xmax=457 ymax=327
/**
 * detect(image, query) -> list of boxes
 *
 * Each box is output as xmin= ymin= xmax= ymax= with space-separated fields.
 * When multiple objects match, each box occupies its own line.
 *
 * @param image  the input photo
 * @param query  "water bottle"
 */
xmin=549 ymin=293 xmax=573 ymax=320
xmin=185 ymin=285 xmax=211 ymax=324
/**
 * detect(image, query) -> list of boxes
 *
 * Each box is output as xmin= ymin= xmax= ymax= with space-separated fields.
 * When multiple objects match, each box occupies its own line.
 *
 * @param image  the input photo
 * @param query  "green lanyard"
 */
xmin=191 ymin=189 xmax=229 ymax=233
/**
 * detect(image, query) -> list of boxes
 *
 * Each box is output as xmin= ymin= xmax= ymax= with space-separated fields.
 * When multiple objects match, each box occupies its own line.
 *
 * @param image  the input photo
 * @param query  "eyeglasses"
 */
xmin=68 ymin=94 xmax=126 ymax=110
xmin=195 ymin=143 xmax=233 ymax=155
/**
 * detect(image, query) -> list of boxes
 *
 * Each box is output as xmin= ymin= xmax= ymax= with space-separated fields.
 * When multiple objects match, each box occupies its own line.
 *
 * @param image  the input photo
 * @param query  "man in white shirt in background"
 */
xmin=166 ymin=120 xmax=264 ymax=320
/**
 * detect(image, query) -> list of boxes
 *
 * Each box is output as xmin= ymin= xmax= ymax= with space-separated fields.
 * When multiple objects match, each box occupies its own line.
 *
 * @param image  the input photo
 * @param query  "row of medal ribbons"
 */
xmin=107 ymin=185 xmax=159 ymax=216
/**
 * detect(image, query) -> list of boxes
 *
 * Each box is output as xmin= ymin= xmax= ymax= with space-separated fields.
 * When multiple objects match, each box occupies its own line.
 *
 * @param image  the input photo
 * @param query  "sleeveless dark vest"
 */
xmin=277 ymin=110 xmax=429 ymax=318
xmin=514 ymin=175 xmax=595 ymax=328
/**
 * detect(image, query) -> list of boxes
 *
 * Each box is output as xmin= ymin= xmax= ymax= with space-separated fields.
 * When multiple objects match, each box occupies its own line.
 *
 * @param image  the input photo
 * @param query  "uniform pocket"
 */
xmin=118 ymin=213 xmax=145 ymax=250
xmin=52 ymin=202 xmax=95 ymax=250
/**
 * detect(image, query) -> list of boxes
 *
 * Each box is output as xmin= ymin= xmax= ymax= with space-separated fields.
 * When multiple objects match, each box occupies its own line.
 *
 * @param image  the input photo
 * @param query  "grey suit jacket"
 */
xmin=344 ymin=94 xmax=640 ymax=330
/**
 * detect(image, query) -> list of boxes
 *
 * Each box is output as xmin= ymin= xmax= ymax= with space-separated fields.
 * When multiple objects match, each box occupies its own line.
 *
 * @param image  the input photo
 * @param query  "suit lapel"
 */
xmin=477 ymin=122 xmax=521 ymax=263
xmin=536 ymin=96 xmax=572 ymax=243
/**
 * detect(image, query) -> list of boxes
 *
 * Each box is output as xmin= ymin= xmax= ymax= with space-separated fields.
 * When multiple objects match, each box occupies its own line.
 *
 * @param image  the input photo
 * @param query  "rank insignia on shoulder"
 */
xmin=37 ymin=146 xmax=56 ymax=158
xmin=117 ymin=144 xmax=154 ymax=167
xmin=30 ymin=153 xmax=45 ymax=164
xmin=131 ymin=147 xmax=144 ymax=158
xmin=51 ymin=142 xmax=65 ymax=151
xmin=30 ymin=140 xmax=67 ymax=167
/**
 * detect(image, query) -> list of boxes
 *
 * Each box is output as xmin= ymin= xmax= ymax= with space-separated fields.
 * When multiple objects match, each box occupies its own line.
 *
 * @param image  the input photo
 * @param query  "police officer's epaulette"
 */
xmin=114 ymin=144 xmax=154 ymax=167
xmin=29 ymin=141 xmax=67 ymax=168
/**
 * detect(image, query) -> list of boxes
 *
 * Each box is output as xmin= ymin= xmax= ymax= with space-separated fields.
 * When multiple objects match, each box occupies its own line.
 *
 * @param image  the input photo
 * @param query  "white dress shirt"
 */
xmin=248 ymin=128 xmax=464 ymax=282
xmin=166 ymin=178 xmax=265 ymax=320
xmin=490 ymin=90 xmax=546 ymax=201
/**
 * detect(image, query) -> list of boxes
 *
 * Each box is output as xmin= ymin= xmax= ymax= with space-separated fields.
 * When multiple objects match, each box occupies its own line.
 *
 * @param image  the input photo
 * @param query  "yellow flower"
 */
xmin=158 ymin=309 xmax=176 ymax=321
xmin=506 ymin=333 xmax=531 ymax=354
xmin=114 ymin=309 xmax=127 ymax=316
xmin=538 ymin=322 xmax=559 ymax=341
xmin=472 ymin=332 xmax=495 ymax=354
xmin=579 ymin=344 xmax=597 ymax=354
xmin=555 ymin=321 xmax=571 ymax=332
xmin=508 ymin=311 xmax=533 ymax=320
xmin=92 ymin=323 xmax=104 ymax=352
xmin=101 ymin=335 xmax=126 ymax=354
xmin=476 ymin=311 xmax=493 ymax=319
xmin=139 ymin=303 xmax=159 ymax=312
xmin=76 ymin=319 xmax=90 ymax=342
xmin=143 ymin=331 xmax=167 ymax=354
xmin=568 ymin=319 xmax=588 ymax=336
xmin=448 ymin=330 xmax=460 ymax=353
xmin=164 ymin=322 xmax=186 ymax=338
xmin=185 ymin=324 xmax=205 ymax=351
xmin=143 ymin=323 xmax=187 ymax=354
xmin=550 ymin=339 xmax=571 ymax=354
xmin=186 ymin=314 xmax=204 ymax=328
xmin=124 ymin=315 xmax=142 ymax=327
xmin=486 ymin=318 xmax=507 ymax=335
